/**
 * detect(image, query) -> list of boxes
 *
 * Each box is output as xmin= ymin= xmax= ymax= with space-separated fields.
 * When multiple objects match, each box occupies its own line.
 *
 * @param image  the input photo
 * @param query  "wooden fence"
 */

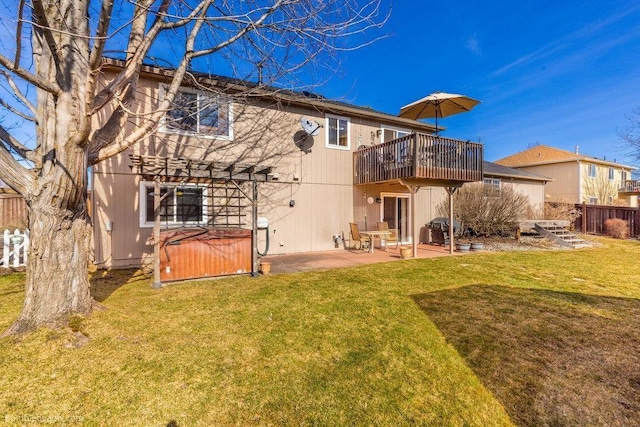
xmin=0 ymin=194 xmax=27 ymax=228
xmin=573 ymin=203 xmax=640 ymax=236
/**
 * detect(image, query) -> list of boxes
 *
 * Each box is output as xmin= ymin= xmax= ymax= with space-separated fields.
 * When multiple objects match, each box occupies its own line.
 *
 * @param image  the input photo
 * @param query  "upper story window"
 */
xmin=622 ymin=170 xmax=628 ymax=182
xmin=161 ymin=86 xmax=232 ymax=138
xmin=139 ymin=182 xmax=208 ymax=228
xmin=325 ymin=114 xmax=350 ymax=150
xmin=381 ymin=127 xmax=410 ymax=143
xmin=587 ymin=163 xmax=596 ymax=178
xmin=608 ymin=167 xmax=615 ymax=180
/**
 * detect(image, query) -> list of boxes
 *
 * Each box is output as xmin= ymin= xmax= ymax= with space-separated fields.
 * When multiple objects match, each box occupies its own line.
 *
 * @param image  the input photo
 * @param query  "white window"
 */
xmin=622 ymin=170 xmax=628 ymax=182
xmin=589 ymin=197 xmax=598 ymax=204
xmin=608 ymin=167 xmax=615 ymax=180
xmin=587 ymin=164 xmax=596 ymax=178
xmin=381 ymin=127 xmax=410 ymax=143
xmin=381 ymin=126 xmax=412 ymax=162
xmin=161 ymin=86 xmax=232 ymax=138
xmin=139 ymin=182 xmax=208 ymax=227
xmin=483 ymin=178 xmax=501 ymax=190
xmin=325 ymin=114 xmax=350 ymax=150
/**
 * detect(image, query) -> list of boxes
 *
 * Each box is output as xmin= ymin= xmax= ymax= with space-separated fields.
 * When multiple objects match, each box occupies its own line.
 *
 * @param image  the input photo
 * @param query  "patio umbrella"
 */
xmin=399 ymin=92 xmax=480 ymax=133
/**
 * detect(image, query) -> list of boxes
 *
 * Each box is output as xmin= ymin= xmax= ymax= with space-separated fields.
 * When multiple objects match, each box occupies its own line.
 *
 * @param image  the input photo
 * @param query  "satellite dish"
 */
xmin=300 ymin=117 xmax=322 ymax=136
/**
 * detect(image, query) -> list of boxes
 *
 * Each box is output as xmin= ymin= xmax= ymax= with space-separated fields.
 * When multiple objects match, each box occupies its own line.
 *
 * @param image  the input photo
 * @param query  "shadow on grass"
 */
xmin=90 ymin=269 xmax=149 ymax=302
xmin=413 ymin=285 xmax=640 ymax=427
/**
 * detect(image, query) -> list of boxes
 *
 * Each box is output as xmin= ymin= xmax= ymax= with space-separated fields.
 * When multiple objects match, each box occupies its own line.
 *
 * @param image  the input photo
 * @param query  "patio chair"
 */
xmin=376 ymin=221 xmax=399 ymax=249
xmin=349 ymin=223 xmax=370 ymax=250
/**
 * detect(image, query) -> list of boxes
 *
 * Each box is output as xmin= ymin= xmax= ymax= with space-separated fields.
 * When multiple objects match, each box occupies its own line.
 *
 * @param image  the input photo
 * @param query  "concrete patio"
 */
xmin=260 ymin=243 xmax=470 ymax=275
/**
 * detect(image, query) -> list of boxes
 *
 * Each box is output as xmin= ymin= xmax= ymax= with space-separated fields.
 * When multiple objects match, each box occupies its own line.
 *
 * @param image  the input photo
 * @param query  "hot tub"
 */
xmin=159 ymin=227 xmax=252 ymax=282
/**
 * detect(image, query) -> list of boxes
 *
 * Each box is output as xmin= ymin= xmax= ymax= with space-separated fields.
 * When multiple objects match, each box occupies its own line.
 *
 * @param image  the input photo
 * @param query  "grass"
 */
xmin=0 ymin=237 xmax=638 ymax=426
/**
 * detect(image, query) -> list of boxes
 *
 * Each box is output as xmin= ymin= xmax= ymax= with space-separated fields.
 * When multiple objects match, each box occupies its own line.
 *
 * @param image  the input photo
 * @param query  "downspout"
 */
xmin=577 ymin=160 xmax=582 ymax=203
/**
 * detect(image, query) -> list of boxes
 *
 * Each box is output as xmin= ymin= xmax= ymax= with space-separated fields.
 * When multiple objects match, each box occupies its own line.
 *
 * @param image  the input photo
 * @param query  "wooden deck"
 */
xmin=618 ymin=180 xmax=640 ymax=194
xmin=353 ymin=133 xmax=483 ymax=186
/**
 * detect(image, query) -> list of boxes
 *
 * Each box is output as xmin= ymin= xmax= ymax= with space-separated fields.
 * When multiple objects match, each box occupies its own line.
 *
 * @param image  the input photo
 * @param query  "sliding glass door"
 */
xmin=381 ymin=193 xmax=411 ymax=244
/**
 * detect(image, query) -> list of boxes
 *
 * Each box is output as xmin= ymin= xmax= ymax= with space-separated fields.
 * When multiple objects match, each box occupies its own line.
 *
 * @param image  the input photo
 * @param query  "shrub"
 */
xmin=544 ymin=200 xmax=581 ymax=224
xmin=437 ymin=183 xmax=531 ymax=237
xmin=604 ymin=218 xmax=628 ymax=239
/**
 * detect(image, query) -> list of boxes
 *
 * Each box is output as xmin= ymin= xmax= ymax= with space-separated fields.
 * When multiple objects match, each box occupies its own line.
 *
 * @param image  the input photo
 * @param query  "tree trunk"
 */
xmin=0 ymin=0 xmax=95 ymax=336
xmin=3 ymin=197 xmax=92 ymax=335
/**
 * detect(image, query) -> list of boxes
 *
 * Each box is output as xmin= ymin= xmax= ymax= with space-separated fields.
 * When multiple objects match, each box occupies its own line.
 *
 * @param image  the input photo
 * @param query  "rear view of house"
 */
xmin=90 ymin=60 xmax=487 ymax=277
xmin=496 ymin=145 xmax=638 ymax=207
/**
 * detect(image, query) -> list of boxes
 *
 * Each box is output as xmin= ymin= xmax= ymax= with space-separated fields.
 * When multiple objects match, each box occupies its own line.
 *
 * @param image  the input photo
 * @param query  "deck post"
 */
xmin=445 ymin=186 xmax=459 ymax=255
xmin=152 ymin=177 xmax=162 ymax=288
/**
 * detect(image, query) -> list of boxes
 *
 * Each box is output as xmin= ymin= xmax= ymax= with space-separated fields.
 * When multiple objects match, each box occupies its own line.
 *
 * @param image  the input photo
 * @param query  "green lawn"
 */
xmin=0 ymin=238 xmax=638 ymax=426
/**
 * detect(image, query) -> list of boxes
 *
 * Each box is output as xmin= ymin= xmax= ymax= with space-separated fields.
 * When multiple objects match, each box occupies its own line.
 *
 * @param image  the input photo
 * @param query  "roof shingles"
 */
xmin=496 ymin=145 xmax=634 ymax=169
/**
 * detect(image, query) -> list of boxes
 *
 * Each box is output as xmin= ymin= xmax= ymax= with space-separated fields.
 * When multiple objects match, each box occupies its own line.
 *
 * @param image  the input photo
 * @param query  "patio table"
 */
xmin=359 ymin=231 xmax=392 ymax=254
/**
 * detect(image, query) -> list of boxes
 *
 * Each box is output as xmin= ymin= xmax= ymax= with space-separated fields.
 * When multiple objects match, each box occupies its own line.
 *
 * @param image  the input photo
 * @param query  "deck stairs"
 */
xmin=533 ymin=221 xmax=592 ymax=248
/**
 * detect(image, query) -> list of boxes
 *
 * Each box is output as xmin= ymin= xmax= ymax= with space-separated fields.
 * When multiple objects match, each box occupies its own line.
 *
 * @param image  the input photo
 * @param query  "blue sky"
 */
xmin=1 ymin=1 xmax=638 ymax=166
xmin=316 ymin=1 xmax=640 ymax=164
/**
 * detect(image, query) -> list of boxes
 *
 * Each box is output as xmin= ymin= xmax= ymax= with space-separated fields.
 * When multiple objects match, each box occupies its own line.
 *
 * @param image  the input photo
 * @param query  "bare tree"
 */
xmin=437 ymin=183 xmax=531 ymax=237
xmin=582 ymin=174 xmax=618 ymax=205
xmin=619 ymin=107 xmax=640 ymax=168
xmin=0 ymin=0 xmax=386 ymax=335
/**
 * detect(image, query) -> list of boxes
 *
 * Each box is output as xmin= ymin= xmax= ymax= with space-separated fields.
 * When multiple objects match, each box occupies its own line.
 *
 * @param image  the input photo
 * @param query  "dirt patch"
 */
xmin=469 ymin=235 xmax=567 ymax=252
xmin=414 ymin=285 xmax=640 ymax=426
xmin=0 ymin=266 xmax=26 ymax=275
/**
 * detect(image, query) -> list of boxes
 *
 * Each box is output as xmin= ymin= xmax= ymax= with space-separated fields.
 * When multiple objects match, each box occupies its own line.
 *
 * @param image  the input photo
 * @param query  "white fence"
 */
xmin=1 ymin=229 xmax=29 ymax=268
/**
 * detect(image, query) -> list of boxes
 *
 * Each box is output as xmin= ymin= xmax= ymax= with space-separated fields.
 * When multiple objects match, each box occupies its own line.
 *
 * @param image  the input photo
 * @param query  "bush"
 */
xmin=437 ymin=183 xmax=531 ymax=237
xmin=544 ymin=200 xmax=581 ymax=224
xmin=604 ymin=218 xmax=628 ymax=239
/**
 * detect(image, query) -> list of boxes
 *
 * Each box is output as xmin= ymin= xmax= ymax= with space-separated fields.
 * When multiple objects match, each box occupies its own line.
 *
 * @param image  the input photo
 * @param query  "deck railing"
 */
xmin=619 ymin=180 xmax=640 ymax=194
xmin=353 ymin=133 xmax=483 ymax=185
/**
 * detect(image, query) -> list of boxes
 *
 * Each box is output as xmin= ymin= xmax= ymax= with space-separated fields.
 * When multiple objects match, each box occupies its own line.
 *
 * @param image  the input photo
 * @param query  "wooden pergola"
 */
xmin=129 ymin=155 xmax=275 ymax=287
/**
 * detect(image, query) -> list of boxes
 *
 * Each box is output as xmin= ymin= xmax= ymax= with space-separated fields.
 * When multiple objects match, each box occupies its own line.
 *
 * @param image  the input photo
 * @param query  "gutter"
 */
xmin=101 ymin=58 xmax=438 ymax=134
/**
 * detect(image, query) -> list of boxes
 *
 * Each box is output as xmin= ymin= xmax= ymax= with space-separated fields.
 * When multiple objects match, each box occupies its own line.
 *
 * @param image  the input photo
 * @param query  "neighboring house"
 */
xmin=482 ymin=161 xmax=551 ymax=213
xmin=90 ymin=60 xmax=483 ymax=271
xmin=496 ymin=145 xmax=638 ymax=207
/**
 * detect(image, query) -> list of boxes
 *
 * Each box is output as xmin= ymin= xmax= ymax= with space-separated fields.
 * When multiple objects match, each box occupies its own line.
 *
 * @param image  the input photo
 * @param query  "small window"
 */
xmin=587 ymin=164 xmax=596 ymax=178
xmin=608 ymin=167 xmax=615 ymax=181
xmin=161 ymin=86 xmax=231 ymax=138
xmin=622 ymin=170 xmax=628 ymax=182
xmin=588 ymin=197 xmax=598 ymax=204
xmin=326 ymin=115 xmax=350 ymax=150
xmin=140 ymin=182 xmax=207 ymax=227
xmin=483 ymin=178 xmax=501 ymax=190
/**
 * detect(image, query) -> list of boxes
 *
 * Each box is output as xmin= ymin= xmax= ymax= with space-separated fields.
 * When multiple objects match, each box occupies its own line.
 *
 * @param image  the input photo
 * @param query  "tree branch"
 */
xmin=0 ymin=70 xmax=37 ymax=116
xmin=0 ymin=54 xmax=61 ymax=95
xmin=0 ymin=125 xmax=33 ymax=160
xmin=14 ymin=0 xmax=26 ymax=68
xmin=88 ymin=0 xmax=115 ymax=72
xmin=0 ymin=127 xmax=35 ymax=195
xmin=0 ymin=97 xmax=35 ymax=122
xmin=91 ymin=0 xmax=199 ymax=114
xmin=31 ymin=0 xmax=62 ymax=75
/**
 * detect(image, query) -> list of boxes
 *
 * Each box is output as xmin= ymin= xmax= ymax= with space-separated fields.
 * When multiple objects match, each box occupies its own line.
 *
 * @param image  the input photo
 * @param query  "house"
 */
xmin=91 ymin=60 xmax=486 ymax=277
xmin=482 ymin=161 xmax=551 ymax=213
xmin=496 ymin=145 xmax=638 ymax=207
